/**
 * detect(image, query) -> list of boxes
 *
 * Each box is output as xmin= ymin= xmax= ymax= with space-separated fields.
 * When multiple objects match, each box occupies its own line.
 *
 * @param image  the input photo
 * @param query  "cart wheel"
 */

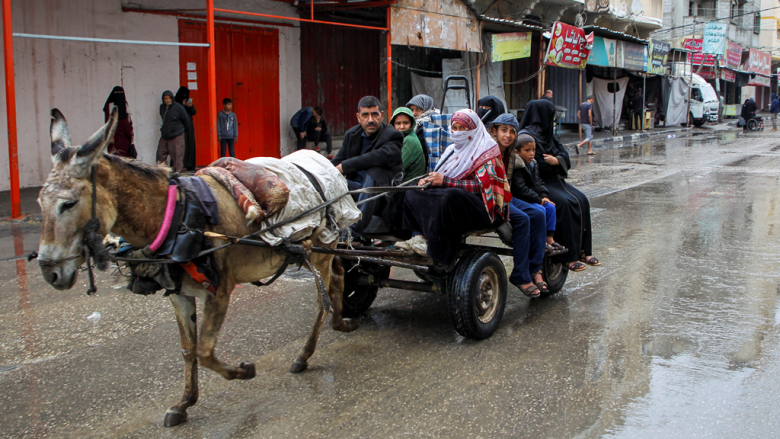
xmin=541 ymin=255 xmax=568 ymax=295
xmin=341 ymin=261 xmax=385 ymax=318
xmin=748 ymin=119 xmax=758 ymax=131
xmin=342 ymin=283 xmax=378 ymax=318
xmin=448 ymin=250 xmax=507 ymax=339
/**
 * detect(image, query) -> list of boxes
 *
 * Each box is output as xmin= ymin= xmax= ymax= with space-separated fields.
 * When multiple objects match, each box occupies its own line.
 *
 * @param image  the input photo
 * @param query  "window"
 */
xmin=754 ymin=12 xmax=761 ymax=34
xmin=689 ymin=1 xmax=696 ymax=16
xmin=691 ymin=88 xmax=703 ymax=102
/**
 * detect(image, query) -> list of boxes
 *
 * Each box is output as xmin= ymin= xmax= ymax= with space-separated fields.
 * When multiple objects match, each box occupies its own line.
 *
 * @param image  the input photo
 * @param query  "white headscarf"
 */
xmin=436 ymin=109 xmax=499 ymax=179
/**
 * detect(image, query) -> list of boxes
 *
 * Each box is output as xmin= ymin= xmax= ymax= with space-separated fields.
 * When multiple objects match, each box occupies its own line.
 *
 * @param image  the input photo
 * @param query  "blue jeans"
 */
xmin=220 ymin=138 xmax=235 ymax=158
xmin=508 ymin=198 xmax=546 ymax=285
xmin=347 ymin=175 xmax=379 ymax=234
xmin=528 ymin=202 xmax=557 ymax=234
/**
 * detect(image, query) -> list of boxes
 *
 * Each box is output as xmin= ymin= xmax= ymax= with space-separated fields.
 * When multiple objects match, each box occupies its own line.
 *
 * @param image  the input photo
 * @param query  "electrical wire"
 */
xmin=653 ymin=5 xmax=780 ymax=35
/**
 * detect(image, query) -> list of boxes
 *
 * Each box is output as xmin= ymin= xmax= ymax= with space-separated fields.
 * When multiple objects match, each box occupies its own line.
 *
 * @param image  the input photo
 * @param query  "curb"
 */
xmin=561 ymin=126 xmax=734 ymax=150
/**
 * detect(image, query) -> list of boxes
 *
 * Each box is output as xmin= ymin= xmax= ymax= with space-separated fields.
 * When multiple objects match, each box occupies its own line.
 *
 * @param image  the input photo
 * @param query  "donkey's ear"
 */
xmin=50 ymin=108 xmax=71 ymax=157
xmin=72 ymin=106 xmax=118 ymax=172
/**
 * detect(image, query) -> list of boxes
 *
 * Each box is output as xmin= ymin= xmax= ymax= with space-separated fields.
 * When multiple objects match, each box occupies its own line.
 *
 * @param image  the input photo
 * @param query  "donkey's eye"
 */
xmin=60 ymin=200 xmax=78 ymax=213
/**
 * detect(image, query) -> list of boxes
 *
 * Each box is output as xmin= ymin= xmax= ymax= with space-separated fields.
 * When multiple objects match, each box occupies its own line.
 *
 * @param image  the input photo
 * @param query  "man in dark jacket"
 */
xmin=629 ymin=88 xmax=644 ymax=131
xmin=156 ymin=90 xmax=189 ymax=172
xmin=332 ymin=96 xmax=403 ymax=234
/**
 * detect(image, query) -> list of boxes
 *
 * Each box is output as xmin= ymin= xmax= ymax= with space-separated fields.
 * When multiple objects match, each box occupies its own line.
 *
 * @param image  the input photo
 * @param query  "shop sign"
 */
xmin=747 ymin=74 xmax=771 ymax=87
xmin=588 ymin=36 xmax=617 ymax=67
xmin=623 ymin=42 xmax=648 ymax=71
xmin=722 ymin=41 xmax=742 ymax=70
xmin=703 ymin=22 xmax=727 ymax=55
xmin=648 ymin=39 xmax=670 ymax=75
xmin=491 ymin=32 xmax=533 ymax=62
xmin=545 ymin=21 xmax=590 ymax=69
xmin=745 ymin=48 xmax=771 ymax=76
xmin=683 ymin=38 xmax=717 ymax=66
xmin=721 ymin=68 xmax=736 ymax=82
xmin=697 ymin=67 xmax=716 ymax=79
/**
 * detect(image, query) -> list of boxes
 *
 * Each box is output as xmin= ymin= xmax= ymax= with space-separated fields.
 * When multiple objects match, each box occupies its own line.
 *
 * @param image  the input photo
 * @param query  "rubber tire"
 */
xmin=342 ymin=280 xmax=378 ymax=318
xmin=542 ymin=255 xmax=568 ymax=295
xmin=341 ymin=262 xmax=379 ymax=318
xmin=447 ymin=250 xmax=507 ymax=339
xmin=693 ymin=118 xmax=705 ymax=127
xmin=747 ymin=119 xmax=758 ymax=131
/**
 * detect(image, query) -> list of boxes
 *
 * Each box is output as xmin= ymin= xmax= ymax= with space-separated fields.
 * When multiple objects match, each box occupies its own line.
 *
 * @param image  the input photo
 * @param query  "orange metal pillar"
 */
xmin=2 ymin=0 xmax=20 ymax=218
xmin=206 ymin=0 xmax=218 ymax=163
xmin=386 ymin=7 xmax=392 ymax=118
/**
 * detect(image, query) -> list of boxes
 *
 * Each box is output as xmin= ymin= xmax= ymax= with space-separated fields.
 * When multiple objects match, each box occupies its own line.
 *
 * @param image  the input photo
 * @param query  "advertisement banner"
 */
xmin=745 ymin=48 xmax=771 ymax=76
xmin=623 ymin=42 xmax=648 ymax=71
xmin=648 ymin=39 xmax=671 ymax=75
xmin=722 ymin=41 xmax=742 ymax=70
xmin=588 ymin=36 xmax=617 ymax=67
xmin=697 ymin=67 xmax=716 ymax=80
xmin=747 ymin=74 xmax=771 ymax=87
xmin=545 ymin=21 xmax=590 ymax=69
xmin=703 ymin=22 xmax=728 ymax=55
xmin=721 ymin=68 xmax=736 ymax=82
xmin=683 ymin=38 xmax=717 ymax=66
xmin=491 ymin=32 xmax=532 ymax=62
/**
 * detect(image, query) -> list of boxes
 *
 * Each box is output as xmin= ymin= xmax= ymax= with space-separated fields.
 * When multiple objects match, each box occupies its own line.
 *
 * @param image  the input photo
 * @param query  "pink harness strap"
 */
xmin=149 ymin=185 xmax=178 ymax=252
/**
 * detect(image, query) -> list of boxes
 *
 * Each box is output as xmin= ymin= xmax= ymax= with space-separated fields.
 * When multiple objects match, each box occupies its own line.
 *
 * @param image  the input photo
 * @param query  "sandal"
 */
xmin=550 ymin=242 xmax=566 ymax=252
xmin=533 ymin=271 xmax=549 ymax=294
xmin=567 ymin=262 xmax=587 ymax=272
xmin=580 ymin=255 xmax=601 ymax=266
xmin=516 ymin=283 xmax=540 ymax=298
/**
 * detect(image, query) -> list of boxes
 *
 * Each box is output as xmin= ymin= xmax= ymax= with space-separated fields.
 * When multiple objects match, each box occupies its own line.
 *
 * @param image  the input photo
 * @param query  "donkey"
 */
xmin=37 ymin=107 xmax=359 ymax=427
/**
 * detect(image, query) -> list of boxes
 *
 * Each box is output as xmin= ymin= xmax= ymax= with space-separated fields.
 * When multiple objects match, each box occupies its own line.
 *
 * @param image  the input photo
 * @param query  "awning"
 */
xmin=390 ymin=3 xmax=482 ymax=52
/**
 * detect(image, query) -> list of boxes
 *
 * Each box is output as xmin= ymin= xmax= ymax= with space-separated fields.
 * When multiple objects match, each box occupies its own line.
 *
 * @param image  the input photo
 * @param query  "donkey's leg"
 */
xmin=325 ymin=256 xmax=358 ymax=333
xmin=290 ymin=289 xmax=328 ymax=373
xmin=290 ymin=255 xmax=355 ymax=373
xmin=197 ymin=283 xmax=256 ymax=380
xmin=164 ymin=294 xmax=198 ymax=427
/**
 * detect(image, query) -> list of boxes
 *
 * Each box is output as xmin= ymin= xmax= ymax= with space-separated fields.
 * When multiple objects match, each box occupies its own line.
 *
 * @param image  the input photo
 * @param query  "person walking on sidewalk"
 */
xmin=770 ymin=94 xmax=779 ymax=131
xmin=576 ymin=96 xmax=595 ymax=155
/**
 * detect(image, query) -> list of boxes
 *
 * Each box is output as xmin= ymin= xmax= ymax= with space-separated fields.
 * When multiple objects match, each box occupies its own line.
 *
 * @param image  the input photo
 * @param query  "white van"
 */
xmin=689 ymin=73 xmax=719 ymax=126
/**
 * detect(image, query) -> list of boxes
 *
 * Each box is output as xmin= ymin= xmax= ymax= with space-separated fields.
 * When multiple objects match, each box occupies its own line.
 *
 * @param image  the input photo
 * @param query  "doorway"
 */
xmin=179 ymin=21 xmax=280 ymax=165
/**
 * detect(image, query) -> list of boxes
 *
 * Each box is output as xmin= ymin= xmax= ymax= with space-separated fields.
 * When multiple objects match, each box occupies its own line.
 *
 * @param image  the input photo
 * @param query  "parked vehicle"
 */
xmin=688 ymin=73 xmax=719 ymax=126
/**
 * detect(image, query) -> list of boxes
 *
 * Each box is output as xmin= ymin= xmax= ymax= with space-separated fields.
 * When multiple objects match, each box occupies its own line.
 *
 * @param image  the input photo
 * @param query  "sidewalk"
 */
xmin=558 ymin=122 xmax=734 ymax=151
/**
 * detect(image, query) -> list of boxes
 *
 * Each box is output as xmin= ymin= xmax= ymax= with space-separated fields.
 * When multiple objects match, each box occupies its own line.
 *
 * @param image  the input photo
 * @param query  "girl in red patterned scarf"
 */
xmin=397 ymin=109 xmax=511 ymax=266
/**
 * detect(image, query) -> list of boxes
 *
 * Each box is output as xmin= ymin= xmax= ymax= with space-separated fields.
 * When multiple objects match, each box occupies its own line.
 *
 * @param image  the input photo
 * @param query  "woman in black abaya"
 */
xmin=517 ymin=99 xmax=600 ymax=271
xmin=174 ymin=86 xmax=197 ymax=170
xmin=477 ymin=95 xmax=506 ymax=127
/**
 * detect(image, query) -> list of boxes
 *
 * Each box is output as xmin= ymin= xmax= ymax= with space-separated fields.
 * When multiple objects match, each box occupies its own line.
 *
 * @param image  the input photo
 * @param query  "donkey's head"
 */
xmin=38 ymin=108 xmax=118 ymax=290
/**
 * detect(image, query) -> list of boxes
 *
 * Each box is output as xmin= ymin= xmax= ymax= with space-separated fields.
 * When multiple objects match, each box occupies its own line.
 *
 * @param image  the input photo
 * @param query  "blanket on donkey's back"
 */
xmin=246 ymin=150 xmax=361 ymax=246
xmin=197 ymin=157 xmax=290 ymax=223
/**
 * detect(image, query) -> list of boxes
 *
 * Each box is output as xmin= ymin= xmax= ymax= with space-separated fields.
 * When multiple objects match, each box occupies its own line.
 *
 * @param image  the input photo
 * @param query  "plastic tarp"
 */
xmin=592 ymin=77 xmax=629 ymax=129
xmin=411 ymin=73 xmax=445 ymax=111
xmin=245 ymin=150 xmax=361 ymax=246
xmin=666 ymin=77 xmax=690 ymax=126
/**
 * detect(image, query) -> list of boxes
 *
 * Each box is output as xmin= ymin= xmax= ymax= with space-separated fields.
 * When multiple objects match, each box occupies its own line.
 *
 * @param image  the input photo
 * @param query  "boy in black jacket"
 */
xmin=513 ymin=134 xmax=564 ymax=251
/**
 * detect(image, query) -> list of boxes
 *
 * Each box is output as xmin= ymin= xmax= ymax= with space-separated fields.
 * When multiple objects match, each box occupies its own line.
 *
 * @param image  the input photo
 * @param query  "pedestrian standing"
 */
xmin=576 ymin=96 xmax=595 ymax=155
xmin=770 ymin=94 xmax=779 ymax=131
xmin=156 ymin=90 xmax=188 ymax=172
xmin=174 ymin=86 xmax=197 ymax=170
xmin=630 ymin=89 xmax=644 ymax=131
xmin=217 ymin=98 xmax=238 ymax=158
xmin=102 ymin=86 xmax=135 ymax=158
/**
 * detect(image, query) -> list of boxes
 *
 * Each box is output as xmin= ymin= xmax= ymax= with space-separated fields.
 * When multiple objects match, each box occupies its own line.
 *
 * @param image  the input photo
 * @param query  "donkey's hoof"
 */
xmin=163 ymin=408 xmax=188 ymax=427
xmin=335 ymin=318 xmax=359 ymax=333
xmin=239 ymin=362 xmax=256 ymax=379
xmin=290 ymin=360 xmax=308 ymax=373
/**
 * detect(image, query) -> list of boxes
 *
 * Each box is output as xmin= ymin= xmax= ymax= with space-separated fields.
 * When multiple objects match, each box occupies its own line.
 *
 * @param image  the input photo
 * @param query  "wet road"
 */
xmin=2 ymin=129 xmax=780 ymax=438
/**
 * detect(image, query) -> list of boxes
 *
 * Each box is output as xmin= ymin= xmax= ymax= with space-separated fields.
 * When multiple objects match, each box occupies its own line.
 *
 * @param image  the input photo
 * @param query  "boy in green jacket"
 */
xmin=389 ymin=107 xmax=426 ymax=180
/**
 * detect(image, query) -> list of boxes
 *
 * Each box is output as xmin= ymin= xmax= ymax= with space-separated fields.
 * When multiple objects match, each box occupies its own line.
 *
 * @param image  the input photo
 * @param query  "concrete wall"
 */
xmin=0 ymin=0 xmax=301 ymax=191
